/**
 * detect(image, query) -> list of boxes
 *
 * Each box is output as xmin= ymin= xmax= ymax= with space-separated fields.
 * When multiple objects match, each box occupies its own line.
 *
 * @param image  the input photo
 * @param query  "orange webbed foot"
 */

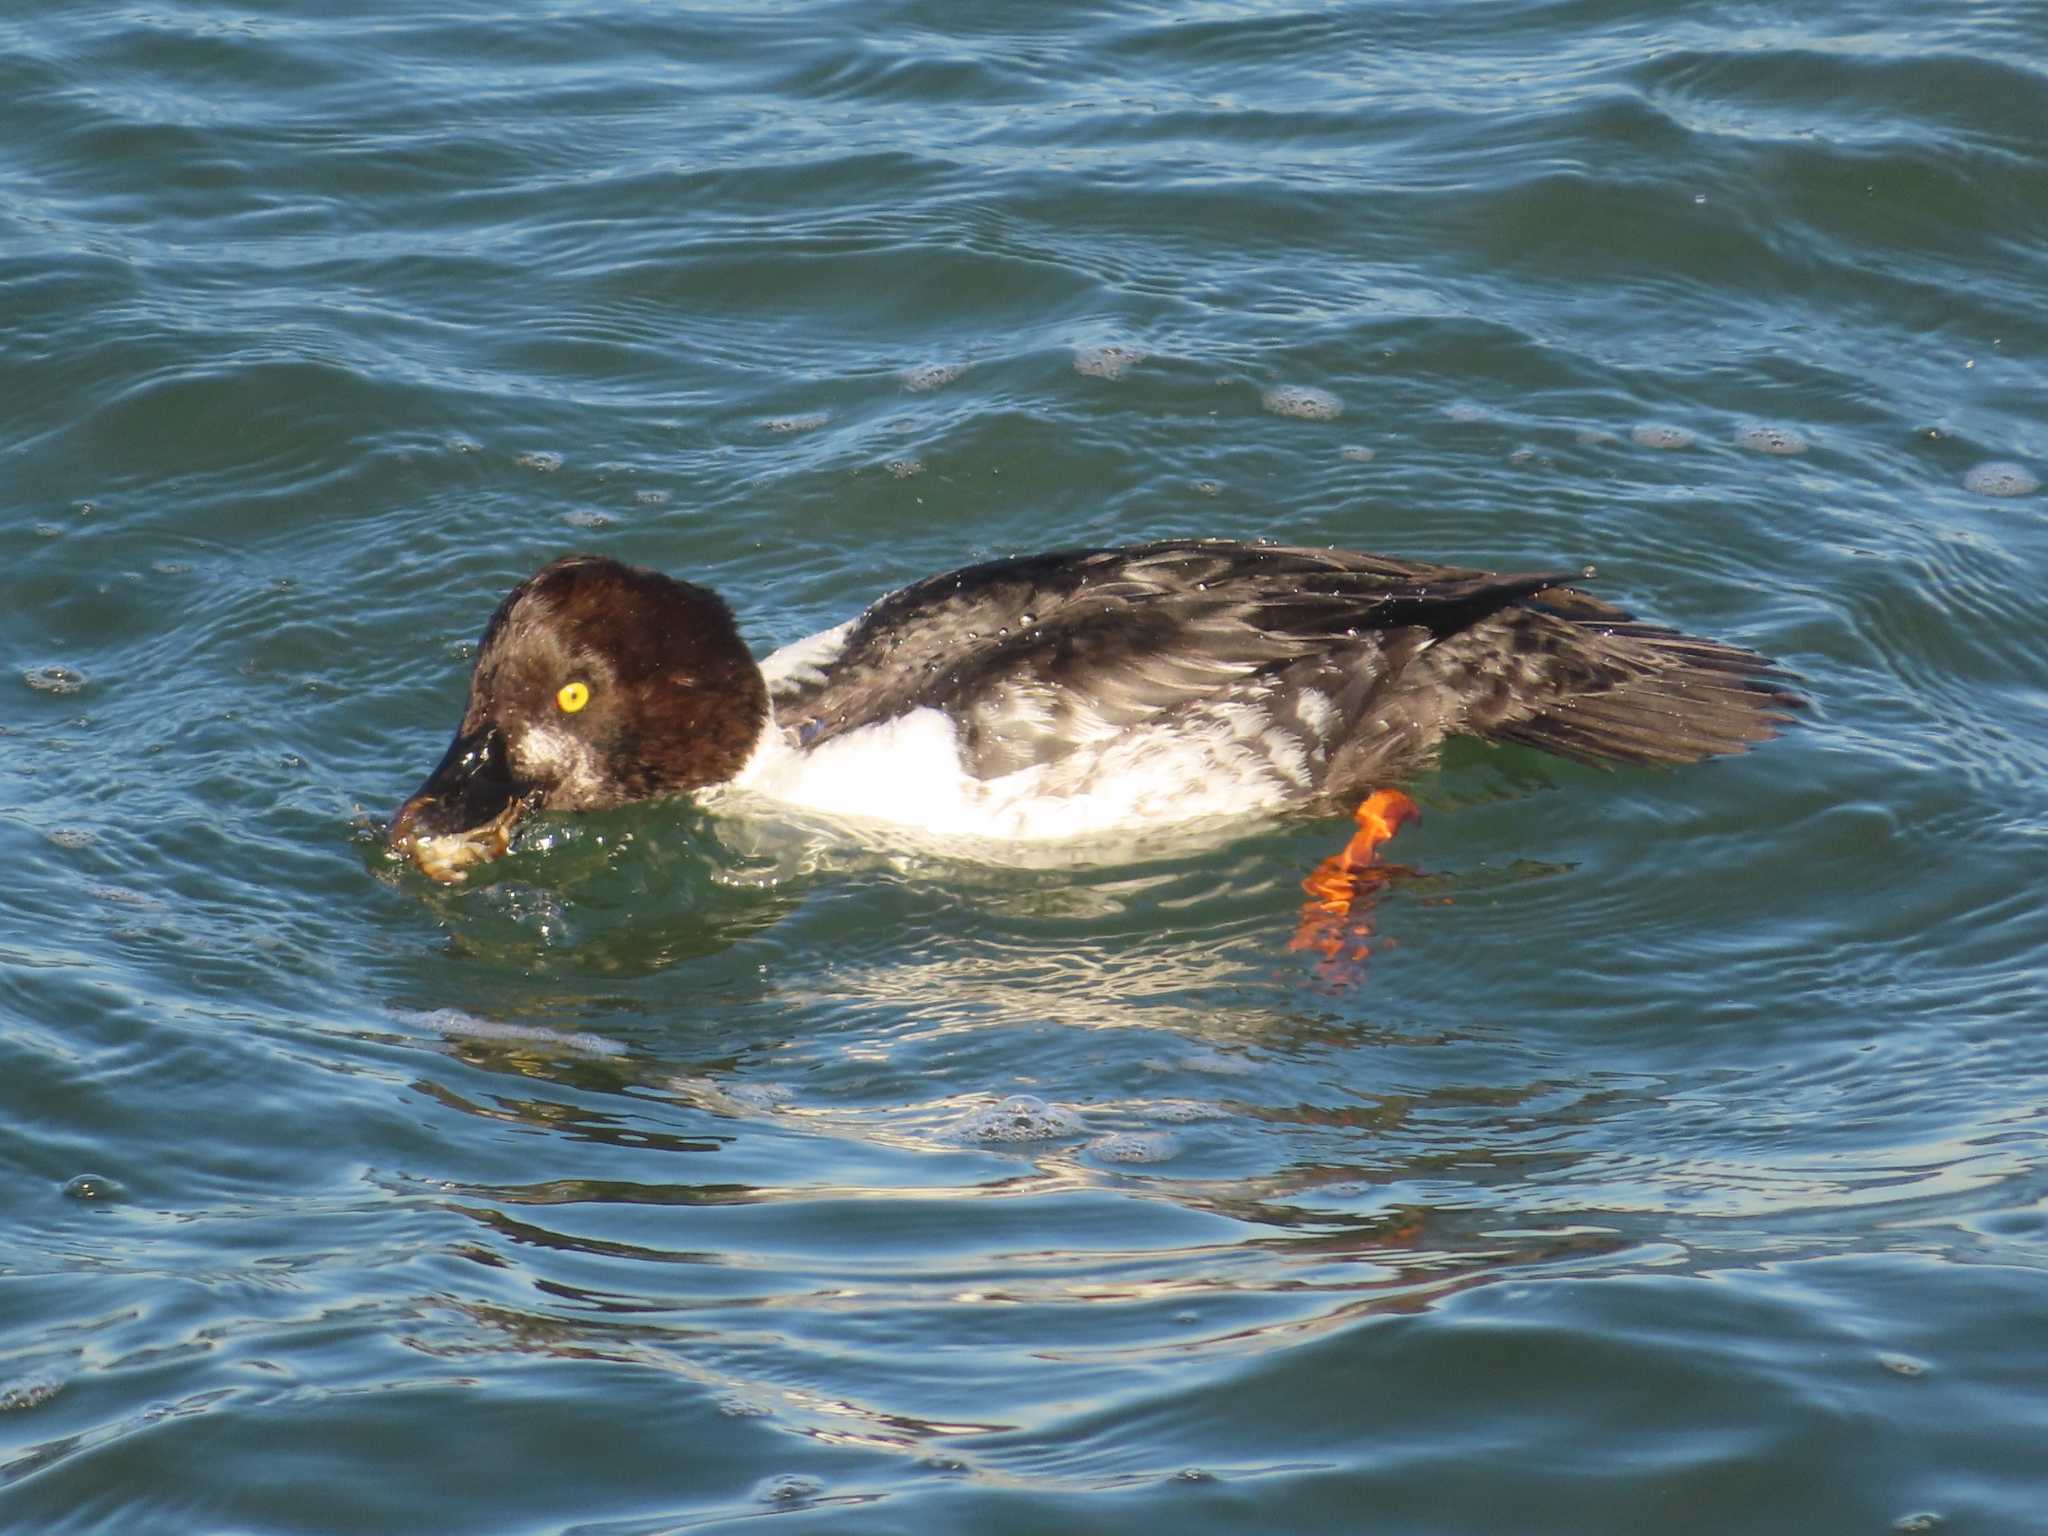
xmin=1289 ymin=788 xmax=1421 ymax=977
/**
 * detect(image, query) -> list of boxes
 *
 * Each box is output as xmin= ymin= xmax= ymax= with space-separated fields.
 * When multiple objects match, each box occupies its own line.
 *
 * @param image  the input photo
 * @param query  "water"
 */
xmin=5 ymin=2 xmax=2047 ymax=1531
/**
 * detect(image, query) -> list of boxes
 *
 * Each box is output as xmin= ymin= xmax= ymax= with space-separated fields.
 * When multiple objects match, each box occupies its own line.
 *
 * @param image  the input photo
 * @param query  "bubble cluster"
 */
xmin=1630 ymin=423 xmax=1694 ymax=450
xmin=633 ymin=488 xmax=669 ymax=506
xmin=1261 ymin=384 xmax=1343 ymax=421
xmin=754 ymin=1475 xmax=825 ymax=1506
xmin=724 ymin=1081 xmax=794 ymax=1110
xmin=882 ymin=457 xmax=925 ymax=478
xmin=516 ymin=450 xmax=563 ymax=472
xmin=762 ymin=414 xmax=828 ymax=434
xmin=952 ymin=1094 xmax=1084 ymax=1143
xmin=1088 ymin=1131 xmax=1180 ymax=1163
xmin=1734 ymin=423 xmax=1808 ymax=455
xmin=1961 ymin=461 xmax=2039 ymax=497
xmin=1073 ymin=344 xmax=1146 ymax=380
xmin=902 ymin=361 xmax=966 ymax=392
xmin=408 ymin=1009 xmax=627 ymax=1057
xmin=563 ymin=510 xmax=611 ymax=529
xmin=0 ymin=1378 xmax=62 ymax=1413
xmin=1339 ymin=445 xmax=1376 ymax=462
xmin=90 ymin=884 xmax=160 ymax=908
xmin=1148 ymin=1099 xmax=1226 ymax=1123
xmin=23 ymin=665 xmax=86 ymax=695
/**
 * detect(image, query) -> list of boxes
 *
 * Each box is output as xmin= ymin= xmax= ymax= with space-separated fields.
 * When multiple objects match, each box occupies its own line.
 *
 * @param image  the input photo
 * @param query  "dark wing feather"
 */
xmin=774 ymin=540 xmax=1802 ymax=788
xmin=776 ymin=541 xmax=1582 ymax=779
xmin=1425 ymin=585 xmax=1803 ymax=770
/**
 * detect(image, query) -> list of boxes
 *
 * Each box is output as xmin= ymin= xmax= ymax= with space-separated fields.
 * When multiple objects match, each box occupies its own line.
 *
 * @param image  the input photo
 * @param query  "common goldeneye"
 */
xmin=387 ymin=540 xmax=1801 ymax=883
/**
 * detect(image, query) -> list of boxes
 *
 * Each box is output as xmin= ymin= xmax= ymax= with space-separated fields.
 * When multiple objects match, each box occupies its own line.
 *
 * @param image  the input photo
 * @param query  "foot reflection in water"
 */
xmin=1289 ymin=789 xmax=1423 ymax=982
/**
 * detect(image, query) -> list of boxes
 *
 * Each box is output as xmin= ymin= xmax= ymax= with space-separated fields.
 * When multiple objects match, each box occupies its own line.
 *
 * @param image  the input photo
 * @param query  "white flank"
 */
xmin=729 ymin=701 xmax=1304 ymax=842
xmin=728 ymin=622 xmax=1327 ymax=844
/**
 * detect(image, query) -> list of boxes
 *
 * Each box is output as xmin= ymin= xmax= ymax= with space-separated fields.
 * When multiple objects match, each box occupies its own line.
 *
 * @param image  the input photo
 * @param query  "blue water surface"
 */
xmin=4 ymin=2 xmax=2047 ymax=1531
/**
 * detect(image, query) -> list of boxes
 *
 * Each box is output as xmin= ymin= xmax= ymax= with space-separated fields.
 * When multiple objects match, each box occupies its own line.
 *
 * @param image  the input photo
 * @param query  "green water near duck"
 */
xmin=5 ymin=3 xmax=2047 ymax=1531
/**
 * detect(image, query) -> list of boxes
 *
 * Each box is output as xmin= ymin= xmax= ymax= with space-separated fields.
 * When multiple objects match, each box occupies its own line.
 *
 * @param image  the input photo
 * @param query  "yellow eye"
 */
xmin=556 ymin=681 xmax=591 ymax=713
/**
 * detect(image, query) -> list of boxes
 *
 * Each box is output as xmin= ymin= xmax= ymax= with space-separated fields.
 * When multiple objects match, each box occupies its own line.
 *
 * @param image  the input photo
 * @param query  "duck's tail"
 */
xmin=1449 ymin=582 xmax=1806 ymax=769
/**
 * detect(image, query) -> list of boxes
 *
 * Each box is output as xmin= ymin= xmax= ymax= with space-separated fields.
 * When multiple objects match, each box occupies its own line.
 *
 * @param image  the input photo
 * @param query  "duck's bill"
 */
xmin=387 ymin=724 xmax=538 ymax=883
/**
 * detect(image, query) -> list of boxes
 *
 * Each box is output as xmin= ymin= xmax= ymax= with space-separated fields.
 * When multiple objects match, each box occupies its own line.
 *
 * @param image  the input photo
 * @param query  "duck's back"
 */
xmin=763 ymin=539 xmax=1797 ymax=812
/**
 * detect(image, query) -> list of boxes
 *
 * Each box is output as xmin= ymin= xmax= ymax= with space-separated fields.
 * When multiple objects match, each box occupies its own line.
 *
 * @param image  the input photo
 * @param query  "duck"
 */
xmin=387 ymin=539 xmax=1802 ymax=884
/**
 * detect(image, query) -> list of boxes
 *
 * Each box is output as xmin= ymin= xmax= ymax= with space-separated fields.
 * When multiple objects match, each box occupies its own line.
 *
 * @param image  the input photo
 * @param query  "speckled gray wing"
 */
xmin=773 ymin=539 xmax=1800 ymax=791
xmin=1416 ymin=584 xmax=1803 ymax=770
xmin=772 ymin=541 xmax=1620 ymax=779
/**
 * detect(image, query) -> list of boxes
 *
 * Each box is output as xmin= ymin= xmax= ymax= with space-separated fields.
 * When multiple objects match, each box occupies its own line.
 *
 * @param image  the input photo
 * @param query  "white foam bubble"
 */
xmin=903 ymin=361 xmax=966 ymax=392
xmin=1088 ymin=1131 xmax=1180 ymax=1163
xmin=755 ymin=1475 xmax=825 ymax=1507
xmin=1734 ymin=423 xmax=1808 ymax=455
xmin=90 ymin=884 xmax=161 ymax=908
xmin=1630 ymin=423 xmax=1694 ymax=449
xmin=1261 ymin=384 xmax=1343 ymax=421
xmin=23 ymin=665 xmax=86 ymax=695
xmin=952 ymin=1094 xmax=1085 ymax=1143
xmin=1148 ymin=1099 xmax=1226 ymax=1123
xmin=0 ymin=1377 xmax=63 ymax=1413
xmin=1961 ymin=460 xmax=2039 ymax=497
xmin=405 ymin=1009 xmax=627 ymax=1057
xmin=1074 ymin=344 xmax=1146 ymax=380
xmin=725 ymin=1081 xmax=795 ymax=1110
xmin=1340 ymin=444 xmax=1376 ymax=462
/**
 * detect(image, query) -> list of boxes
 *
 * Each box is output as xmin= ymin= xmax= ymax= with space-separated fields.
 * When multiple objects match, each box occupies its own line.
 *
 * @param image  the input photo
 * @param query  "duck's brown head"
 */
xmin=388 ymin=555 xmax=768 ymax=882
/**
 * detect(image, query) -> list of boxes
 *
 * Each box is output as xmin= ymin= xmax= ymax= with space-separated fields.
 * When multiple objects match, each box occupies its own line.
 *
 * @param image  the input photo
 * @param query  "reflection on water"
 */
xmin=376 ymin=902 xmax=1864 ymax=1468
